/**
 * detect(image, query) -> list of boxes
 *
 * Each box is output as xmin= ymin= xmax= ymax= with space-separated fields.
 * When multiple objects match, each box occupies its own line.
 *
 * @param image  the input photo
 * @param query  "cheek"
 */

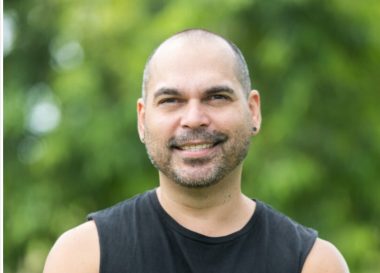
xmin=214 ymin=109 xmax=252 ymax=131
xmin=144 ymin=115 xmax=177 ymax=141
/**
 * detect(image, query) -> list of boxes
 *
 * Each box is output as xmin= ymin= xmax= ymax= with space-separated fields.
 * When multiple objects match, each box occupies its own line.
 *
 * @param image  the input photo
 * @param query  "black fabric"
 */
xmin=88 ymin=189 xmax=317 ymax=273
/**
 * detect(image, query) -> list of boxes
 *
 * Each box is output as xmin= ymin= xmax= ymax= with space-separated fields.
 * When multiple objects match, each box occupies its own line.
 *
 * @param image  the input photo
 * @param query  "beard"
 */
xmin=144 ymin=127 xmax=251 ymax=188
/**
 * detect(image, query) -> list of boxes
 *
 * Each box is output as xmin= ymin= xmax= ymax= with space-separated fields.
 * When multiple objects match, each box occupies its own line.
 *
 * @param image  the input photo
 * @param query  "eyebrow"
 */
xmin=204 ymin=85 xmax=235 ymax=96
xmin=153 ymin=87 xmax=181 ymax=100
xmin=153 ymin=85 xmax=236 ymax=100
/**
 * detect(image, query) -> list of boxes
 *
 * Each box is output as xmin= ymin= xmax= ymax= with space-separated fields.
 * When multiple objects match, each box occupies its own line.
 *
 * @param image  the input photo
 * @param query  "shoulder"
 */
xmin=88 ymin=191 xmax=153 ymax=222
xmin=302 ymin=238 xmax=350 ymax=273
xmin=43 ymin=221 xmax=99 ymax=273
xmin=257 ymin=200 xmax=317 ymax=240
xmin=256 ymin=201 xmax=318 ymax=269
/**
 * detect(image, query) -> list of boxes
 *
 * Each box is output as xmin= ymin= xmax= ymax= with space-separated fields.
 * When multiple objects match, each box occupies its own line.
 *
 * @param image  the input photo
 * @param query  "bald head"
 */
xmin=142 ymin=29 xmax=251 ymax=100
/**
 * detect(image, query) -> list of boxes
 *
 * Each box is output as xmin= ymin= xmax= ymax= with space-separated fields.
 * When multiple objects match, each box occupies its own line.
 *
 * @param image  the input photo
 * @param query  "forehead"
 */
xmin=146 ymin=37 xmax=239 ymax=96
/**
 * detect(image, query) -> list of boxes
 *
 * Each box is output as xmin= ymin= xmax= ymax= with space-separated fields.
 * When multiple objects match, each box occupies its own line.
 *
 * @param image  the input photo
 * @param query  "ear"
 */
xmin=137 ymin=98 xmax=145 ymax=143
xmin=248 ymin=90 xmax=262 ymax=135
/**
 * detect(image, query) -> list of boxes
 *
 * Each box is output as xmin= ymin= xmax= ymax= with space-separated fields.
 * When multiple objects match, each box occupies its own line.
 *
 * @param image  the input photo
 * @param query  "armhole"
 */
xmin=88 ymin=217 xmax=103 ymax=273
xmin=298 ymin=227 xmax=318 ymax=272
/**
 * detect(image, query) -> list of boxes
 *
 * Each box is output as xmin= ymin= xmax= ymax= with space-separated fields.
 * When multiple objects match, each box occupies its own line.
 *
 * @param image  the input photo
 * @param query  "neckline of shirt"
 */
xmin=148 ymin=188 xmax=262 ymax=244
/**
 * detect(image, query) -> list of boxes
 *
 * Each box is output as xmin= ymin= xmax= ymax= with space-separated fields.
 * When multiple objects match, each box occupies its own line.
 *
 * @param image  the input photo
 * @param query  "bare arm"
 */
xmin=302 ymin=238 xmax=349 ymax=273
xmin=43 ymin=221 xmax=100 ymax=273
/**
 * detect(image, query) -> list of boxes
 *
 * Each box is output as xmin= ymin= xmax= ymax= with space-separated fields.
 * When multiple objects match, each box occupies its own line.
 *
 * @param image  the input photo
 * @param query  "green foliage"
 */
xmin=4 ymin=0 xmax=380 ymax=272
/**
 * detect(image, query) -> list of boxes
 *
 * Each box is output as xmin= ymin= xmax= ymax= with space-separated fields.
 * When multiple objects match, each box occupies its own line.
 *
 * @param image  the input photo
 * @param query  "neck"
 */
xmin=157 ymin=165 xmax=256 ymax=237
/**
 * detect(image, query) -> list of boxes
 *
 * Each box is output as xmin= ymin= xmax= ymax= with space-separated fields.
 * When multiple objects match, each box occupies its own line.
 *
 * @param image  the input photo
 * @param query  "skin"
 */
xmin=43 ymin=33 xmax=349 ymax=273
xmin=137 ymin=35 xmax=260 ymax=236
xmin=140 ymin=37 xmax=257 ymax=189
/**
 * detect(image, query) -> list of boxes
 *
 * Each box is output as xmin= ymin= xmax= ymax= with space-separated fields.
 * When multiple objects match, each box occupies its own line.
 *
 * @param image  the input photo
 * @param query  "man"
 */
xmin=44 ymin=29 xmax=349 ymax=273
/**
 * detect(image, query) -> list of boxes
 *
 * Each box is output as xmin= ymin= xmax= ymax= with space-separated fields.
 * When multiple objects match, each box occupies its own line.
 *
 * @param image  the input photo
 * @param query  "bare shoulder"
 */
xmin=302 ymin=238 xmax=349 ymax=273
xmin=43 ymin=220 xmax=100 ymax=273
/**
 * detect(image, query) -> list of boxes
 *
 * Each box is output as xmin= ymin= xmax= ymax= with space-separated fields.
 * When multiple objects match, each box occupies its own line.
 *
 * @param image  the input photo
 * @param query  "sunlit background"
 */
xmin=4 ymin=0 xmax=380 ymax=272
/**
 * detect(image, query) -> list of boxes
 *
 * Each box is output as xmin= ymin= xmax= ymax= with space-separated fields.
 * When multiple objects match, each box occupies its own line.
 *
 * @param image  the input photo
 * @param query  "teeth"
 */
xmin=180 ymin=143 xmax=213 ymax=151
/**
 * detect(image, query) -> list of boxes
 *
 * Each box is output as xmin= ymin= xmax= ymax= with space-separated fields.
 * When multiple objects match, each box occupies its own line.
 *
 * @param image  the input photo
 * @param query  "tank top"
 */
xmin=88 ymin=189 xmax=317 ymax=273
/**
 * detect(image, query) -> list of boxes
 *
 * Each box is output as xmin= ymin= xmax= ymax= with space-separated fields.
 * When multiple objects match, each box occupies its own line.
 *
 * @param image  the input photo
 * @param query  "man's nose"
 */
xmin=180 ymin=101 xmax=210 ymax=129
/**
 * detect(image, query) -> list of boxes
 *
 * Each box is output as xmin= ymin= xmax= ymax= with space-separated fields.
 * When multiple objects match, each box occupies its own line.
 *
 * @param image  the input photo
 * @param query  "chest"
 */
xmin=101 ymin=226 xmax=297 ymax=273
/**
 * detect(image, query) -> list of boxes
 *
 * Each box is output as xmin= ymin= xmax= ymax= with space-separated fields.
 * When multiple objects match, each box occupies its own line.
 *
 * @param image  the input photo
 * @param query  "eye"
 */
xmin=205 ymin=93 xmax=233 ymax=106
xmin=210 ymin=94 xmax=230 ymax=100
xmin=157 ymin=97 xmax=182 ymax=106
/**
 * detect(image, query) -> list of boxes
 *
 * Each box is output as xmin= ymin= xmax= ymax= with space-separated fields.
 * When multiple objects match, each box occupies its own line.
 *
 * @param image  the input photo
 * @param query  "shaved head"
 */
xmin=142 ymin=29 xmax=251 ymax=100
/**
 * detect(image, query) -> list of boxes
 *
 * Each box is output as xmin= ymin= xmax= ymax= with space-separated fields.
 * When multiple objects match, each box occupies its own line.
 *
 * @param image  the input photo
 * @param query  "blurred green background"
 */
xmin=4 ymin=0 xmax=380 ymax=272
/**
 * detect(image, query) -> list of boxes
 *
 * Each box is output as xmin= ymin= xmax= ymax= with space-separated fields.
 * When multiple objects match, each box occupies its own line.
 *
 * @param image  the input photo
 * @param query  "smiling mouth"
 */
xmin=168 ymin=130 xmax=228 ymax=152
xmin=177 ymin=143 xmax=215 ymax=151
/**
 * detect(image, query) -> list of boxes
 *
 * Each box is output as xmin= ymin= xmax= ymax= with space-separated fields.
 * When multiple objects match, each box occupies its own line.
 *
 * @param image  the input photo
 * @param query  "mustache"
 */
xmin=168 ymin=128 xmax=228 ymax=148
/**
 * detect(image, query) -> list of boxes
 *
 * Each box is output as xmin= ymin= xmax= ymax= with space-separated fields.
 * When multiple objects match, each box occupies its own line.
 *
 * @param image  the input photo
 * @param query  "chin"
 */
xmin=170 ymin=168 xmax=226 ymax=189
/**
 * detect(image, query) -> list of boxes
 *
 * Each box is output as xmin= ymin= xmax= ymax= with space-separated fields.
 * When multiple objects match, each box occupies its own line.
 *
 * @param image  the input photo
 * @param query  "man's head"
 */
xmin=142 ymin=29 xmax=252 ymax=100
xmin=137 ymin=29 xmax=261 ymax=188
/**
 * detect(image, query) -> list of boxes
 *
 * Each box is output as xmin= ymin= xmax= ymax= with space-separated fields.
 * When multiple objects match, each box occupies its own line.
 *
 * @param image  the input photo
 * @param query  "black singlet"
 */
xmin=88 ymin=189 xmax=317 ymax=273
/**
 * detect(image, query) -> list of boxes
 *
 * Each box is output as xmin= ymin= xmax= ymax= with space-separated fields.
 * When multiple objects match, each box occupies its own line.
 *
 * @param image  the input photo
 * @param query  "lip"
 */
xmin=173 ymin=141 xmax=220 ymax=158
xmin=177 ymin=142 xmax=214 ymax=151
xmin=168 ymin=130 xmax=228 ymax=159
